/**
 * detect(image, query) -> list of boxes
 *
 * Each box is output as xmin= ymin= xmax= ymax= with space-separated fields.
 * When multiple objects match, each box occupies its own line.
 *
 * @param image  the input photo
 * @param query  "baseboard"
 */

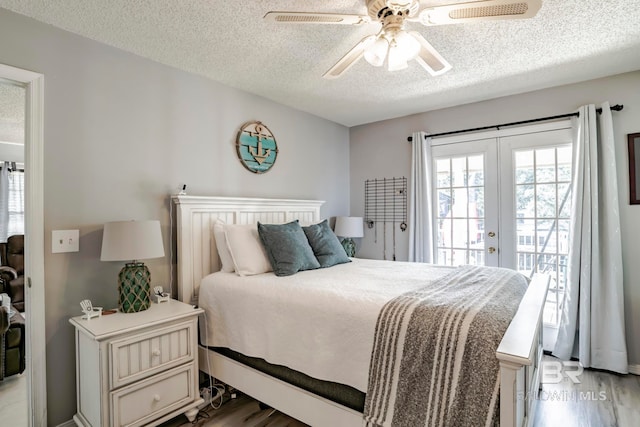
xmin=629 ymin=364 xmax=640 ymax=375
xmin=55 ymin=420 xmax=76 ymax=427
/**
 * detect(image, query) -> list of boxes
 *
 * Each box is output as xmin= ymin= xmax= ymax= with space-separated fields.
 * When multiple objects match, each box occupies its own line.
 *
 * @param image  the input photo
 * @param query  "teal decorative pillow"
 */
xmin=303 ymin=220 xmax=351 ymax=268
xmin=257 ymin=221 xmax=321 ymax=276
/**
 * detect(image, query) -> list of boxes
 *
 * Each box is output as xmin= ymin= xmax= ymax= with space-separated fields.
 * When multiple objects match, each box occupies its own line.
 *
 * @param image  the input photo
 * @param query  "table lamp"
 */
xmin=334 ymin=216 xmax=364 ymax=257
xmin=100 ymin=220 xmax=165 ymax=313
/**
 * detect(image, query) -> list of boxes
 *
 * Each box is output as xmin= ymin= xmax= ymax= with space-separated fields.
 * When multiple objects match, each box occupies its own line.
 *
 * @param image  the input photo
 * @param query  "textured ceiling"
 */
xmin=1 ymin=0 xmax=639 ymax=127
xmin=0 ymin=82 xmax=24 ymax=144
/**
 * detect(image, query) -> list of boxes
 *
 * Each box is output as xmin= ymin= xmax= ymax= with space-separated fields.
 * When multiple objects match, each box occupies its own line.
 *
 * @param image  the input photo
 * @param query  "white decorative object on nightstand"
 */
xmin=153 ymin=286 xmax=171 ymax=304
xmin=79 ymin=299 xmax=102 ymax=320
xmin=69 ymin=299 xmax=204 ymax=427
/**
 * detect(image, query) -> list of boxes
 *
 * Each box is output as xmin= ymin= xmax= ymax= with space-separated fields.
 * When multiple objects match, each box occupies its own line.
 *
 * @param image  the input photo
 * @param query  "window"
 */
xmin=8 ymin=169 xmax=24 ymax=238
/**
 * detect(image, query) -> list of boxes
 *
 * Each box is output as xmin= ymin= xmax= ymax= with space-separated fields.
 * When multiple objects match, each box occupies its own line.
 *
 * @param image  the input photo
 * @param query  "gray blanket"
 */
xmin=363 ymin=265 xmax=527 ymax=427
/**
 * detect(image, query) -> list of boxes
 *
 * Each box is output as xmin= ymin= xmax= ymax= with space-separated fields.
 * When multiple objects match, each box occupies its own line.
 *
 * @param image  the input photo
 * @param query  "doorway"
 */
xmin=430 ymin=120 xmax=573 ymax=349
xmin=0 ymin=78 xmax=26 ymax=425
xmin=0 ymin=63 xmax=46 ymax=427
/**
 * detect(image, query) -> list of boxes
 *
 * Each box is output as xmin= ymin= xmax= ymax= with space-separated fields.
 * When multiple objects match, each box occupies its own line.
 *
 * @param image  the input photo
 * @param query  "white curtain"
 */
xmin=553 ymin=102 xmax=628 ymax=373
xmin=408 ymin=131 xmax=434 ymax=263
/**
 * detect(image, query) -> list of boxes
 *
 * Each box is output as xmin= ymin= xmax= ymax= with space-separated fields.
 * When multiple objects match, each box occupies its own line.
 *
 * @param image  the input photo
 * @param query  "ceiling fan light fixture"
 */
xmin=387 ymin=45 xmax=409 ymax=71
xmin=364 ymin=36 xmax=389 ymax=67
xmin=394 ymin=30 xmax=421 ymax=60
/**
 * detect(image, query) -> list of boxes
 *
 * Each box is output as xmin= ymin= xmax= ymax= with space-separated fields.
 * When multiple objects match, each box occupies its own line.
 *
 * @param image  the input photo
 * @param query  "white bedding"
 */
xmin=198 ymin=258 xmax=453 ymax=392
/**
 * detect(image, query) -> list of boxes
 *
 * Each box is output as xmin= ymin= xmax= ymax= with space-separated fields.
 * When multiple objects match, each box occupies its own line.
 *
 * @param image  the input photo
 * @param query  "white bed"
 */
xmin=198 ymin=258 xmax=454 ymax=393
xmin=173 ymin=195 xmax=548 ymax=427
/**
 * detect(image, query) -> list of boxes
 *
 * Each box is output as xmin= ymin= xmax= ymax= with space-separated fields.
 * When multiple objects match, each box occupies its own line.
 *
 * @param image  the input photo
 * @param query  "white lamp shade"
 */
xmin=364 ymin=36 xmax=389 ymax=67
xmin=100 ymin=220 xmax=165 ymax=262
xmin=394 ymin=31 xmax=420 ymax=60
xmin=334 ymin=216 xmax=364 ymax=238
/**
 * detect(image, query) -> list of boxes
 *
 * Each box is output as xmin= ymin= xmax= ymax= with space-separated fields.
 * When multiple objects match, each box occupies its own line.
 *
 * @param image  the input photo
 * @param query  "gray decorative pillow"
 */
xmin=257 ymin=221 xmax=320 ymax=276
xmin=303 ymin=219 xmax=351 ymax=268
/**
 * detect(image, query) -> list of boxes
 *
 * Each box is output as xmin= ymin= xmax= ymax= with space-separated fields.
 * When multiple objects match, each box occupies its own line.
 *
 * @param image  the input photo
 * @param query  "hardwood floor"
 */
xmin=159 ymin=394 xmax=308 ymax=427
xmin=0 ymin=373 xmax=28 ymax=426
xmin=163 ymin=363 xmax=640 ymax=427
xmin=534 ymin=359 xmax=640 ymax=427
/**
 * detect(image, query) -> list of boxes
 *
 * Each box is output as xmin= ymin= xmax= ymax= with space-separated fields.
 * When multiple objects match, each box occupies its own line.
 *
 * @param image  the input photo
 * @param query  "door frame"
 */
xmin=0 ymin=62 xmax=46 ymax=427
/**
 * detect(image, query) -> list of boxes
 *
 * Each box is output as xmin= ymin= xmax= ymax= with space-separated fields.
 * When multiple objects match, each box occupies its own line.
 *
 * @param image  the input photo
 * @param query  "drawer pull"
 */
xmin=152 ymin=349 xmax=161 ymax=357
xmin=153 ymin=394 xmax=161 ymax=402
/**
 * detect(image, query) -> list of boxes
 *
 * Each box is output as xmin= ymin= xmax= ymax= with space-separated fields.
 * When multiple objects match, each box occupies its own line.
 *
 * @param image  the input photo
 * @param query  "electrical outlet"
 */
xmin=52 ymin=229 xmax=80 ymax=253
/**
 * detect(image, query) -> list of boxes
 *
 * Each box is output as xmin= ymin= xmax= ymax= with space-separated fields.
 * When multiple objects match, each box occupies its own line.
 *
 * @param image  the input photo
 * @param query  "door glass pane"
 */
xmin=452 ymin=157 xmax=467 ymax=187
xmin=557 ymin=146 xmax=572 ymax=182
xmin=437 ymin=189 xmax=452 ymax=218
xmin=469 ymin=187 xmax=484 ymax=217
xmin=535 ymin=148 xmax=556 ymax=183
xmin=513 ymin=145 xmax=572 ymax=327
xmin=452 ymin=249 xmax=467 ymax=266
xmin=452 ymin=219 xmax=468 ymax=247
xmin=468 ymin=155 xmax=484 ymax=186
xmin=436 ymin=159 xmax=451 ymax=187
xmin=516 ymin=185 xmax=535 ymax=218
xmin=452 ymin=188 xmax=468 ymax=217
xmin=558 ymin=183 xmax=571 ymax=218
xmin=515 ymin=150 xmax=534 ymax=184
xmin=536 ymin=184 xmax=556 ymax=218
xmin=434 ymin=153 xmax=486 ymax=266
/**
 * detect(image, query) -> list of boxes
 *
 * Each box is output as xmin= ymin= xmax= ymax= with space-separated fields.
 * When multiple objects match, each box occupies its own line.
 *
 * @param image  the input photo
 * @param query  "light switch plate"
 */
xmin=52 ymin=229 xmax=80 ymax=253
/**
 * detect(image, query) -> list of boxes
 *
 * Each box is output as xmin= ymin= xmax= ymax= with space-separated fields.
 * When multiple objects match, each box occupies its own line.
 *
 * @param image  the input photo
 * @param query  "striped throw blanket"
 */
xmin=363 ymin=265 xmax=527 ymax=427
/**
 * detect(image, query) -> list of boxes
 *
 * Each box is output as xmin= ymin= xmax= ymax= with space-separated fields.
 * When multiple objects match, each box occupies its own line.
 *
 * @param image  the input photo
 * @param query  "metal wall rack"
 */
xmin=364 ymin=177 xmax=407 ymax=261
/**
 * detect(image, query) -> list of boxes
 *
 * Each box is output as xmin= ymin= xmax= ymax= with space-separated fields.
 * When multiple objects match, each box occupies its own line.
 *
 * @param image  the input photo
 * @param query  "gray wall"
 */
xmin=350 ymin=70 xmax=640 ymax=368
xmin=0 ymin=9 xmax=350 ymax=426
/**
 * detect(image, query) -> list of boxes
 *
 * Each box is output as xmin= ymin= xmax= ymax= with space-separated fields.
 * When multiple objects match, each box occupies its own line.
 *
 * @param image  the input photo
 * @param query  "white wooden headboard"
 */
xmin=172 ymin=195 xmax=324 ymax=305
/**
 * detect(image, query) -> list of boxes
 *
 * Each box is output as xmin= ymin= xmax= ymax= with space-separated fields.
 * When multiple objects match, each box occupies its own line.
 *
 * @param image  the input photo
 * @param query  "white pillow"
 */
xmin=213 ymin=219 xmax=235 ymax=273
xmin=224 ymin=223 xmax=273 ymax=276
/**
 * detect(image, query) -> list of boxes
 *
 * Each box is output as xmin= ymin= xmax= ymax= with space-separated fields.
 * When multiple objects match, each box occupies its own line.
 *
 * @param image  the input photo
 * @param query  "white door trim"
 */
xmin=0 ymin=62 xmax=46 ymax=427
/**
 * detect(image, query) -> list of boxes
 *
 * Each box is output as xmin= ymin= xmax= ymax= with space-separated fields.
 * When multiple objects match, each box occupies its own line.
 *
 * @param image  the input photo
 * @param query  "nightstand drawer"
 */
xmin=109 ymin=320 xmax=195 ymax=389
xmin=110 ymin=363 xmax=196 ymax=427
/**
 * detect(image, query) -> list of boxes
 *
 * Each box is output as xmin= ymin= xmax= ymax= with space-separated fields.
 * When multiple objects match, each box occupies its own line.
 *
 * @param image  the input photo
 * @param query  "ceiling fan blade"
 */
xmin=409 ymin=31 xmax=452 ymax=76
xmin=264 ymin=11 xmax=370 ymax=25
xmin=323 ymin=36 xmax=376 ymax=79
xmin=418 ymin=0 xmax=541 ymax=26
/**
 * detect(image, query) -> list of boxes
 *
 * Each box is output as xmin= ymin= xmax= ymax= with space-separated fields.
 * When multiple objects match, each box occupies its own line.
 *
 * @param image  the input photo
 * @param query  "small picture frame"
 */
xmin=628 ymin=133 xmax=640 ymax=204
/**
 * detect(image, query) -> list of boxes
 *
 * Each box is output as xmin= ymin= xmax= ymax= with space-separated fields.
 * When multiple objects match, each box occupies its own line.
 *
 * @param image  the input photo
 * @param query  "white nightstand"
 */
xmin=69 ymin=300 xmax=204 ymax=427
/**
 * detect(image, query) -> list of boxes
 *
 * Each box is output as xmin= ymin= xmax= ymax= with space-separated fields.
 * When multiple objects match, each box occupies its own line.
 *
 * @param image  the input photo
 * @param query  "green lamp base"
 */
xmin=118 ymin=262 xmax=151 ymax=313
xmin=341 ymin=238 xmax=356 ymax=257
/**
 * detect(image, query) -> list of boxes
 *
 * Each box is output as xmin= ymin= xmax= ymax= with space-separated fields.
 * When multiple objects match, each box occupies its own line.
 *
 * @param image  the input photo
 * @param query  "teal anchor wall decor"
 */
xmin=236 ymin=121 xmax=278 ymax=174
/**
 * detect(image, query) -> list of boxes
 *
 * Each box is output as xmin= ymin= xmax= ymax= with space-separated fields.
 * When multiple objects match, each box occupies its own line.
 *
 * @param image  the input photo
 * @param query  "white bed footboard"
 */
xmin=497 ymin=273 xmax=550 ymax=427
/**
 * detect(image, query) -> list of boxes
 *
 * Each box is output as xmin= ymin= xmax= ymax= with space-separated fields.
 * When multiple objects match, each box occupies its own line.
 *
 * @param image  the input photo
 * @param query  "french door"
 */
xmin=431 ymin=122 xmax=573 ymax=326
xmin=433 ymin=138 xmax=500 ymax=267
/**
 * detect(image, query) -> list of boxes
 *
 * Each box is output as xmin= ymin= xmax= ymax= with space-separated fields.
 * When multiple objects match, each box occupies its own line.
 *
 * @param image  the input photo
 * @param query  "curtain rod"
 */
xmin=407 ymin=104 xmax=624 ymax=142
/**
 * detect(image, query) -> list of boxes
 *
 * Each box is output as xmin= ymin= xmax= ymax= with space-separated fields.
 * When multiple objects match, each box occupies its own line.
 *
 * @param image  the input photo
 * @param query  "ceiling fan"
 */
xmin=264 ymin=0 xmax=542 ymax=79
